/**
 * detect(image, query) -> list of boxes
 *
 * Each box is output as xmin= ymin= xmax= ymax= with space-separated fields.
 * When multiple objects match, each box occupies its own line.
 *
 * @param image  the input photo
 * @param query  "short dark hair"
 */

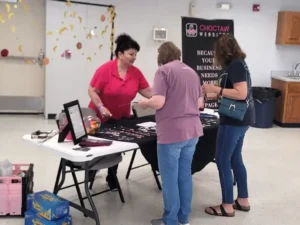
xmin=157 ymin=41 xmax=181 ymax=66
xmin=114 ymin=33 xmax=140 ymax=57
xmin=213 ymin=34 xmax=246 ymax=67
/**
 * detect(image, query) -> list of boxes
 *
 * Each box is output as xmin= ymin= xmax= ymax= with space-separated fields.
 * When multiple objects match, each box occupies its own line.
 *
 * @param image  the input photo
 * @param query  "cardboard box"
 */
xmin=27 ymin=191 xmax=69 ymax=221
xmin=25 ymin=211 xmax=72 ymax=225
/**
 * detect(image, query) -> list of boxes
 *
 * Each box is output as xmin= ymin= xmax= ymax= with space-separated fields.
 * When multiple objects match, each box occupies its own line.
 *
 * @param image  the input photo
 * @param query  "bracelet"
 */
xmin=98 ymin=105 xmax=104 ymax=111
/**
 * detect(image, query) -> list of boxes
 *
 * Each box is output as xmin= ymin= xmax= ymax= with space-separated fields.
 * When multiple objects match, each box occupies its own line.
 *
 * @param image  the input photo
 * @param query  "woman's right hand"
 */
xmin=99 ymin=106 xmax=112 ymax=118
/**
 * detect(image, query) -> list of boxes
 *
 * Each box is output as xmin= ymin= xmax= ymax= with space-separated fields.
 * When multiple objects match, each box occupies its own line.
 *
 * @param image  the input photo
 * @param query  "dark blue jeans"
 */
xmin=215 ymin=125 xmax=249 ymax=204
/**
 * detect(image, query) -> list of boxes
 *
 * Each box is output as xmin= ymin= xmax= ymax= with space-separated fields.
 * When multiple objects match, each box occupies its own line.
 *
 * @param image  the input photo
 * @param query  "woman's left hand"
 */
xmin=203 ymin=83 xmax=220 ymax=94
xmin=138 ymin=99 xmax=149 ymax=109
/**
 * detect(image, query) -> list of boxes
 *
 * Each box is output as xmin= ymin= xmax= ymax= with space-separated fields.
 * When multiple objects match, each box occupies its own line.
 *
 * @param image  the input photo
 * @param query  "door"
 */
xmin=0 ymin=0 xmax=45 ymax=113
xmin=285 ymin=12 xmax=300 ymax=44
xmin=285 ymin=93 xmax=300 ymax=123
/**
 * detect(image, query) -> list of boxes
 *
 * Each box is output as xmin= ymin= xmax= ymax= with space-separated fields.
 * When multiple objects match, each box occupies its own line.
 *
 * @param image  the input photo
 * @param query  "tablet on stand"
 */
xmin=58 ymin=100 xmax=112 ymax=147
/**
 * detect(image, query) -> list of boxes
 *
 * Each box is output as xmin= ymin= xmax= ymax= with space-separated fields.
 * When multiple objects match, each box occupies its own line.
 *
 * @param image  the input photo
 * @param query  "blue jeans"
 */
xmin=215 ymin=125 xmax=249 ymax=204
xmin=157 ymin=138 xmax=199 ymax=225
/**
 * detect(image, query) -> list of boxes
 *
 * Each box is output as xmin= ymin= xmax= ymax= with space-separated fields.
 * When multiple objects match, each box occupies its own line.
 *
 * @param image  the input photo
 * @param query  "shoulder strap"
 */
xmin=221 ymin=60 xmax=251 ymax=100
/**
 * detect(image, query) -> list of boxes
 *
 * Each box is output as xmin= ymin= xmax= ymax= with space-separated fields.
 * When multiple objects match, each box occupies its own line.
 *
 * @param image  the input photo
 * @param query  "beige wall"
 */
xmin=0 ymin=0 xmax=45 ymax=97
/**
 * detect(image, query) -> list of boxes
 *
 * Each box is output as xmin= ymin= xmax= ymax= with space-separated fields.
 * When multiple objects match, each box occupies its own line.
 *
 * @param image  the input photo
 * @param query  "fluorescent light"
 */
xmin=217 ymin=3 xmax=232 ymax=10
xmin=0 ymin=0 xmax=18 ymax=2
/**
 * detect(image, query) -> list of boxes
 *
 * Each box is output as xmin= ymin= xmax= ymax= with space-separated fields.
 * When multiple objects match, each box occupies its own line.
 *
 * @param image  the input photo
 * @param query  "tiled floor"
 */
xmin=1 ymin=114 xmax=300 ymax=225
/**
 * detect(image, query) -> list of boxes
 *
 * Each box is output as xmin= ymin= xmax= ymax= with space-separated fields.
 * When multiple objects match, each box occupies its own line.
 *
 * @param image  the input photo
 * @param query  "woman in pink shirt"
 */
xmin=139 ymin=42 xmax=204 ymax=225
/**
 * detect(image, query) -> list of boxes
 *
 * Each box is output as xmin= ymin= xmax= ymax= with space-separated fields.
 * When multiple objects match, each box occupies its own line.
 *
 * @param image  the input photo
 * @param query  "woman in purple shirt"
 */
xmin=138 ymin=42 xmax=204 ymax=225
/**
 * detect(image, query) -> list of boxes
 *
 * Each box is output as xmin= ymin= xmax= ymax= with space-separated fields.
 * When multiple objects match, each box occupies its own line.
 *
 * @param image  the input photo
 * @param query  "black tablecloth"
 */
xmin=94 ymin=115 xmax=219 ymax=174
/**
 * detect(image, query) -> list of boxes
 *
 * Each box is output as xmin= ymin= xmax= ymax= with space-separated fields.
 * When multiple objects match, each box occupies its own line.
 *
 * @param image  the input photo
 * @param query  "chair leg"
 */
xmin=89 ymin=170 xmax=97 ymax=190
xmin=152 ymin=168 xmax=162 ymax=191
xmin=126 ymin=149 xmax=137 ymax=179
xmin=109 ymin=167 xmax=125 ymax=203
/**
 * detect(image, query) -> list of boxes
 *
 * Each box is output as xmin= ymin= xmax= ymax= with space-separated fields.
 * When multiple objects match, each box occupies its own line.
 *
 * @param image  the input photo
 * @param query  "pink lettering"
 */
xmin=199 ymin=24 xmax=230 ymax=32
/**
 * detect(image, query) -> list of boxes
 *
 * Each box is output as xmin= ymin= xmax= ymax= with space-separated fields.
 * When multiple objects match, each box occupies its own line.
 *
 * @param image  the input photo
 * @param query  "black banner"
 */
xmin=181 ymin=17 xmax=234 ymax=109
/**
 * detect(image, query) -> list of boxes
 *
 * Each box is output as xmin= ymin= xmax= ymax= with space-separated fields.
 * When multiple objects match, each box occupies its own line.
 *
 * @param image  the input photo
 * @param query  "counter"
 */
xmin=271 ymin=71 xmax=300 ymax=82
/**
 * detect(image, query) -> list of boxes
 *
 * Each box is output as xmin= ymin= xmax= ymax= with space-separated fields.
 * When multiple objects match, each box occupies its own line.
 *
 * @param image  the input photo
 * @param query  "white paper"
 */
xmin=136 ymin=122 xmax=156 ymax=128
xmin=200 ymin=108 xmax=219 ymax=118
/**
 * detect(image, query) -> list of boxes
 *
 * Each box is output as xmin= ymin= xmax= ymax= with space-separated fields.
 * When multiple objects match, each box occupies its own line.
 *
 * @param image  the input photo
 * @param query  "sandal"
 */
xmin=233 ymin=200 xmax=250 ymax=212
xmin=205 ymin=204 xmax=235 ymax=217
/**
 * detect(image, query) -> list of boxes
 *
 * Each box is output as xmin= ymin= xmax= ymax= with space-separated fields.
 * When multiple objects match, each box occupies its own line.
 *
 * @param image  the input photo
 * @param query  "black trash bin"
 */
xmin=251 ymin=87 xmax=281 ymax=128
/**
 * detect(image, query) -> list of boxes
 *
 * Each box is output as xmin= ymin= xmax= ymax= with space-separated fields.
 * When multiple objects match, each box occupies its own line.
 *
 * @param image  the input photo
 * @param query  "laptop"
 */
xmin=63 ymin=100 xmax=112 ymax=147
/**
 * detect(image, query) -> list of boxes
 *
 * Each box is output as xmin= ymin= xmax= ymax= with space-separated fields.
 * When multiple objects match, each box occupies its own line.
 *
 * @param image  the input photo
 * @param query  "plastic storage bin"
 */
xmin=0 ymin=164 xmax=34 ymax=217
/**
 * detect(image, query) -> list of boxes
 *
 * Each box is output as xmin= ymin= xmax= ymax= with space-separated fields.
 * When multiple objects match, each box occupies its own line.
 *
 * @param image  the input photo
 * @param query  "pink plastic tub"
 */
xmin=0 ymin=164 xmax=29 ymax=216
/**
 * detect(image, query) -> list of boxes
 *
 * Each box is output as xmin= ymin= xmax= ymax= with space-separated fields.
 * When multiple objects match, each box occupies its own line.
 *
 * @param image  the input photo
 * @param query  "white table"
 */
xmin=23 ymin=134 xmax=139 ymax=162
xmin=23 ymin=134 xmax=139 ymax=225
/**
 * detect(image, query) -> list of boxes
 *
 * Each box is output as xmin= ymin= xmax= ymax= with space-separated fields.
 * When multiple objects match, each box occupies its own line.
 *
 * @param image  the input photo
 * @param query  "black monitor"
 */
xmin=62 ymin=100 xmax=88 ymax=145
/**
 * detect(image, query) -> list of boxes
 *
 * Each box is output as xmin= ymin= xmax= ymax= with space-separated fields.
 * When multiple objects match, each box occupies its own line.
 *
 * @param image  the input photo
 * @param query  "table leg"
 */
xmin=126 ymin=149 xmax=137 ymax=179
xmin=151 ymin=167 xmax=162 ymax=191
xmin=53 ymin=159 xmax=62 ymax=193
xmin=84 ymin=161 xmax=101 ymax=225
xmin=54 ymin=159 xmax=66 ymax=194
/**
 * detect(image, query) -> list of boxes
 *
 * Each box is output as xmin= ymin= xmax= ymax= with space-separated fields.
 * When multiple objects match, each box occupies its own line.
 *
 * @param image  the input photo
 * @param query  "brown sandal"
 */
xmin=233 ymin=200 xmax=250 ymax=212
xmin=205 ymin=205 xmax=235 ymax=217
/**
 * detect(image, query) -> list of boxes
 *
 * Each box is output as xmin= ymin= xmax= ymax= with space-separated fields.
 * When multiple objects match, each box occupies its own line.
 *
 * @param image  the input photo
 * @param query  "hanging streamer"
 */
xmin=5 ymin=4 xmax=11 ymax=13
xmin=18 ymin=45 xmax=23 ymax=53
xmin=8 ymin=13 xmax=14 ymax=20
xmin=66 ymin=0 xmax=71 ymax=7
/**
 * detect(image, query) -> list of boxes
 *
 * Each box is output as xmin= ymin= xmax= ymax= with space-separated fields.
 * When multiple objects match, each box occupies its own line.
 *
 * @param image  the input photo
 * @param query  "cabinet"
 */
xmin=271 ymin=79 xmax=300 ymax=126
xmin=276 ymin=11 xmax=300 ymax=45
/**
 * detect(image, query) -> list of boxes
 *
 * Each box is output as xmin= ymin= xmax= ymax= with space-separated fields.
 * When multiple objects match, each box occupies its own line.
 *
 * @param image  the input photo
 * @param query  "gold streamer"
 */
xmin=69 ymin=24 xmax=74 ymax=31
xmin=53 ymin=46 xmax=57 ymax=52
xmin=66 ymin=0 xmax=71 ymax=7
xmin=78 ymin=16 xmax=82 ymax=23
xmin=87 ymin=33 xmax=92 ymax=40
xmin=11 ymin=25 xmax=16 ymax=32
xmin=71 ymin=12 xmax=76 ymax=18
xmin=18 ymin=45 xmax=23 ymax=53
xmin=25 ymin=59 xmax=32 ymax=64
xmin=5 ymin=4 xmax=11 ymax=13
xmin=8 ymin=13 xmax=14 ymax=20
xmin=98 ymin=44 xmax=103 ymax=50
xmin=64 ymin=11 xmax=68 ymax=18
xmin=24 ymin=4 xmax=29 ymax=11
xmin=58 ymin=26 xmax=68 ymax=35
xmin=87 ymin=57 xmax=92 ymax=62
xmin=101 ymin=25 xmax=108 ymax=36
xmin=18 ymin=0 xmax=23 ymax=3
xmin=14 ymin=4 xmax=18 ymax=9
xmin=47 ymin=31 xmax=53 ymax=35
